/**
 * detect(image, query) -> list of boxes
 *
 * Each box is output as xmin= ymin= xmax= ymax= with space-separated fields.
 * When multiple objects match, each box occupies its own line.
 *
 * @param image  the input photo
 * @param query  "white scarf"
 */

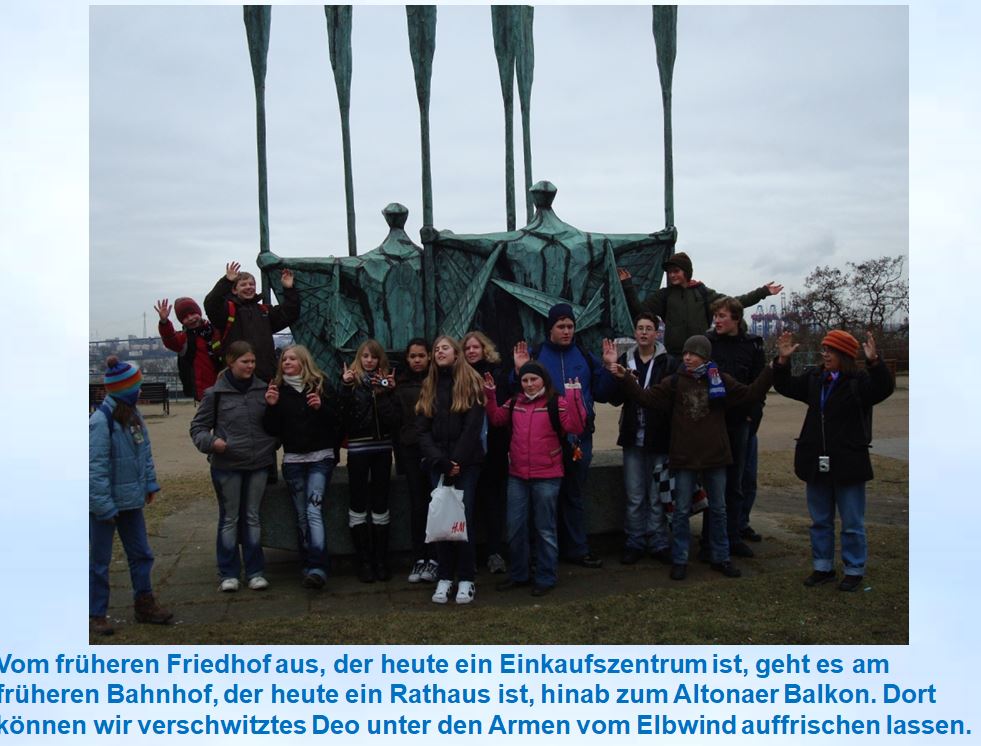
xmin=283 ymin=374 xmax=305 ymax=393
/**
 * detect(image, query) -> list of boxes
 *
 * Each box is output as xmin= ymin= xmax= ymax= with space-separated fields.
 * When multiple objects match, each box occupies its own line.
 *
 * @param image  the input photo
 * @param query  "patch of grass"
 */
xmin=144 ymin=473 xmax=214 ymax=535
xmin=758 ymin=452 xmax=908 ymax=498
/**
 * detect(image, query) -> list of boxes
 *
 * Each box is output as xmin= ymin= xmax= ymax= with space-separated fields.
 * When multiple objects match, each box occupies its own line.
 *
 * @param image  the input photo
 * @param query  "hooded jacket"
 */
xmin=190 ymin=372 xmax=278 ymax=471
xmin=608 ymin=342 xmax=672 ymax=453
xmin=89 ymin=398 xmax=160 ymax=521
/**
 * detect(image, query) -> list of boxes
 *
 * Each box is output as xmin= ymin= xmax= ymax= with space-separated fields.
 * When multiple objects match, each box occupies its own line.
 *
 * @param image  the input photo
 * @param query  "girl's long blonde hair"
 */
xmin=415 ymin=335 xmax=485 ymax=416
xmin=348 ymin=339 xmax=390 ymax=380
xmin=273 ymin=344 xmax=325 ymax=394
xmin=461 ymin=330 xmax=502 ymax=365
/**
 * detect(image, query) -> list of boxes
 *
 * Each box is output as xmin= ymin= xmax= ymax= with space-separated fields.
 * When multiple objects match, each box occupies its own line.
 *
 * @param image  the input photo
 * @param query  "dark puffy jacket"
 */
xmin=608 ymin=344 xmax=672 ymax=453
xmin=204 ymin=276 xmax=300 ymax=382
xmin=262 ymin=381 xmax=342 ymax=455
xmin=416 ymin=368 xmax=485 ymax=476
xmin=706 ymin=330 xmax=766 ymax=425
xmin=393 ymin=368 xmax=427 ymax=447
xmin=339 ymin=379 xmax=397 ymax=445
xmin=773 ymin=360 xmax=894 ymax=484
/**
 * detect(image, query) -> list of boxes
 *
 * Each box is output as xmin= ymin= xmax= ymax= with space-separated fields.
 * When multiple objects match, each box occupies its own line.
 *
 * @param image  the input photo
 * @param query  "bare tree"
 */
xmin=788 ymin=264 xmax=855 ymax=334
xmin=847 ymin=255 xmax=909 ymax=334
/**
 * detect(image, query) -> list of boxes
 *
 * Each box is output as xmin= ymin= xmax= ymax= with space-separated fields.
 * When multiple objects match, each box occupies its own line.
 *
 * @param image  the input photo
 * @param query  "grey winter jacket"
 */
xmin=190 ymin=373 xmax=278 ymax=471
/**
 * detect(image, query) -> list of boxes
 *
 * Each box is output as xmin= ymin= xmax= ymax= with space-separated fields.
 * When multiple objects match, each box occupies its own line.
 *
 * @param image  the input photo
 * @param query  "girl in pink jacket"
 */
xmin=483 ymin=361 xmax=586 ymax=596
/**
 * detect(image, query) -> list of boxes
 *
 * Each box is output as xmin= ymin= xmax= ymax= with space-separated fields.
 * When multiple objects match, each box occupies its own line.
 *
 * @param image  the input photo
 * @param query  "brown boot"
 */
xmin=90 ymin=616 xmax=114 ymax=636
xmin=134 ymin=593 xmax=174 ymax=624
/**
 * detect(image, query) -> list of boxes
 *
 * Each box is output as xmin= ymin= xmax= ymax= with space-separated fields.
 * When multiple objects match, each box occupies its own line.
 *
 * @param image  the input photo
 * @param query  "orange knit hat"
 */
xmin=821 ymin=330 xmax=860 ymax=359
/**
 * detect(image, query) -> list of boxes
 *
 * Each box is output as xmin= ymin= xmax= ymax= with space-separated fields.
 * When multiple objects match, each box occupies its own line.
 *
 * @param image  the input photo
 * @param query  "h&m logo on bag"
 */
xmin=451 ymin=521 xmax=466 ymax=534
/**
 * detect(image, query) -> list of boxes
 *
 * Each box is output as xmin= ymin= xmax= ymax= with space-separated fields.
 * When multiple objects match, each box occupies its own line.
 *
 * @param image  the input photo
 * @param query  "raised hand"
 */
xmin=863 ymin=331 xmax=879 ymax=362
xmin=341 ymin=361 xmax=355 ymax=385
xmin=617 ymin=267 xmax=632 ymax=282
xmin=281 ymin=268 xmax=294 ymax=289
xmin=602 ymin=338 xmax=619 ymax=367
xmin=513 ymin=340 xmax=530 ymax=371
xmin=225 ymin=261 xmax=241 ymax=281
xmin=306 ymin=390 xmax=321 ymax=410
xmin=265 ymin=382 xmax=280 ymax=406
xmin=765 ymin=281 xmax=784 ymax=295
xmin=776 ymin=331 xmax=799 ymax=362
xmin=154 ymin=299 xmax=171 ymax=321
xmin=483 ymin=371 xmax=496 ymax=390
xmin=606 ymin=361 xmax=627 ymax=379
xmin=564 ymin=377 xmax=582 ymax=390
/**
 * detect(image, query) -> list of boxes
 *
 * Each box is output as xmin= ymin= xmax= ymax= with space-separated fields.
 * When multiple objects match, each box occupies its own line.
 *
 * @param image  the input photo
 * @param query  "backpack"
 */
xmin=217 ymin=298 xmax=270 ymax=355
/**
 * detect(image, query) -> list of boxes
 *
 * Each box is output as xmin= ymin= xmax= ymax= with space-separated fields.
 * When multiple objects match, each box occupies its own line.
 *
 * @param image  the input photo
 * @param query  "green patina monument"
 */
xmin=244 ymin=6 xmax=679 ymax=372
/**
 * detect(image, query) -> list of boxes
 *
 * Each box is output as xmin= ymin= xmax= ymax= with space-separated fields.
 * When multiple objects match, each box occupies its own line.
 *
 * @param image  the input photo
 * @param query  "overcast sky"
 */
xmin=89 ymin=5 xmax=908 ymax=340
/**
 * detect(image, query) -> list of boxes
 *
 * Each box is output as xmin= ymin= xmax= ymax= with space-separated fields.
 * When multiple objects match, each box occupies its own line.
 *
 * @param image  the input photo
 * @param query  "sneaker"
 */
xmin=496 ymin=578 xmax=530 ymax=591
xmin=740 ymin=526 xmax=763 ymax=542
xmin=431 ymin=579 xmax=453 ymax=604
xmin=247 ymin=576 xmax=270 ymax=591
xmin=455 ymin=580 xmax=476 ymax=605
xmin=651 ymin=548 xmax=673 ymax=565
xmin=573 ymin=552 xmax=603 ymax=569
xmin=487 ymin=553 xmax=507 ymax=574
xmin=407 ymin=559 xmax=426 ymax=583
xmin=420 ymin=559 xmax=439 ymax=583
xmin=670 ymin=563 xmax=687 ymax=581
xmin=89 ymin=616 xmax=114 ymax=636
xmin=730 ymin=541 xmax=755 ymax=558
xmin=530 ymin=584 xmax=553 ymax=597
xmin=620 ymin=547 xmax=644 ymax=565
xmin=710 ymin=561 xmax=742 ymax=578
xmin=219 ymin=577 xmax=240 ymax=593
xmin=302 ymin=573 xmax=326 ymax=589
xmin=803 ymin=570 xmax=836 ymax=587
xmin=838 ymin=574 xmax=863 ymax=592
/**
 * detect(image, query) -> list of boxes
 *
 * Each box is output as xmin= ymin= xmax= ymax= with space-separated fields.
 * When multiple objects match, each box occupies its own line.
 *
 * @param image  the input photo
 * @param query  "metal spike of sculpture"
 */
xmin=245 ymin=6 xmax=678 ymax=376
xmin=325 ymin=6 xmax=356 ymax=256
xmin=652 ymin=5 xmax=678 ymax=229
xmin=242 ymin=6 xmax=272 ymax=297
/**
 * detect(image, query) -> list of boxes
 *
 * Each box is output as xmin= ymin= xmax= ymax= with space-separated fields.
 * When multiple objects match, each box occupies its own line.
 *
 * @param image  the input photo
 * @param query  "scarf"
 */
xmin=283 ymin=374 xmax=305 ymax=393
xmin=685 ymin=361 xmax=726 ymax=400
xmin=224 ymin=369 xmax=253 ymax=394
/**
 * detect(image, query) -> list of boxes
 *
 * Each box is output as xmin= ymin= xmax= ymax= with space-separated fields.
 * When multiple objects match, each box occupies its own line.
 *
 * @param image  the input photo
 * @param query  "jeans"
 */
xmin=283 ymin=457 xmax=336 ymax=579
xmin=431 ymin=466 xmax=479 ymax=582
xmin=89 ymin=509 xmax=154 ymax=617
xmin=806 ymin=480 xmax=867 ymax=576
xmin=673 ymin=467 xmax=728 ymax=564
xmin=702 ymin=420 xmax=751 ymax=545
xmin=739 ymin=433 xmax=759 ymax=530
xmin=506 ymin=476 xmax=561 ymax=588
xmin=621 ymin=447 xmax=670 ymax=552
xmin=558 ymin=432 xmax=593 ymax=559
xmin=211 ymin=466 xmax=268 ymax=580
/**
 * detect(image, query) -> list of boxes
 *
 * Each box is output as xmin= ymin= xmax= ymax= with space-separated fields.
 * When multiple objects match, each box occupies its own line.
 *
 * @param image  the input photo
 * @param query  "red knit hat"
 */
xmin=174 ymin=297 xmax=202 ymax=324
xmin=821 ymin=330 xmax=860 ymax=359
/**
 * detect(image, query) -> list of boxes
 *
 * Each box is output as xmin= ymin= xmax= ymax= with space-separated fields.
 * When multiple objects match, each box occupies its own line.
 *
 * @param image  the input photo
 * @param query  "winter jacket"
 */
xmin=486 ymin=387 xmax=586 ymax=480
xmin=393 ymin=368 xmax=427 ymax=447
xmin=619 ymin=364 xmax=774 ymax=470
xmin=262 ymin=381 xmax=342 ymax=455
xmin=204 ymin=276 xmax=300 ymax=382
xmin=416 ymin=368 xmax=486 ymax=475
xmin=339 ymin=377 xmax=397 ymax=446
xmin=706 ymin=330 xmax=766 ymax=426
xmin=190 ymin=372 xmax=278 ymax=471
xmin=773 ymin=359 xmax=894 ymax=484
xmin=159 ymin=318 xmax=220 ymax=400
xmin=622 ymin=280 xmax=770 ymax=357
xmin=607 ymin=343 xmax=672 ymax=453
xmin=89 ymin=399 xmax=160 ymax=521
xmin=524 ymin=339 xmax=616 ymax=428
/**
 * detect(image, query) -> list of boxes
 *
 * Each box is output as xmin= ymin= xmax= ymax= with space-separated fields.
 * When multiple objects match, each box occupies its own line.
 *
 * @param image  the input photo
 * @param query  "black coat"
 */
xmin=773 ymin=360 xmax=895 ymax=484
xmin=706 ymin=330 xmax=766 ymax=426
xmin=262 ymin=381 xmax=341 ymax=455
xmin=340 ymin=379 xmax=397 ymax=444
xmin=416 ymin=368 xmax=485 ymax=475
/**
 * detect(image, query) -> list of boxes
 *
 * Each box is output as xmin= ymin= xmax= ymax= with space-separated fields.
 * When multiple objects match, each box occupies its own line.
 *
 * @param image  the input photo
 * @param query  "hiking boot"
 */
xmin=302 ymin=573 xmax=326 ymax=589
xmin=730 ymin=541 xmax=755 ymax=558
xmin=248 ymin=576 xmax=270 ymax=591
xmin=839 ymin=574 xmax=864 ymax=592
xmin=572 ymin=552 xmax=603 ymax=569
xmin=496 ymin=578 xmax=530 ymax=591
xmin=134 ymin=593 xmax=173 ymax=625
xmin=803 ymin=570 xmax=836 ymax=587
xmin=740 ymin=526 xmax=763 ymax=542
xmin=90 ymin=616 xmax=114 ymax=636
xmin=710 ymin=561 xmax=741 ymax=578
xmin=487 ymin=553 xmax=507 ymax=574
xmin=651 ymin=547 xmax=673 ymax=565
xmin=219 ymin=577 xmax=240 ymax=593
xmin=420 ymin=559 xmax=439 ymax=583
xmin=670 ymin=563 xmax=687 ymax=581
xmin=620 ymin=547 xmax=644 ymax=565
xmin=530 ymin=584 xmax=553 ymax=597
xmin=408 ymin=559 xmax=426 ymax=583
xmin=432 ymin=579 xmax=453 ymax=604
xmin=455 ymin=580 xmax=476 ymax=605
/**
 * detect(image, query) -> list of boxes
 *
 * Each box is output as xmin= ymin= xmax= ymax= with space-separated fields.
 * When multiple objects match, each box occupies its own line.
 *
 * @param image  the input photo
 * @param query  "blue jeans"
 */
xmin=90 ymin=509 xmax=154 ymax=617
xmin=431 ymin=466 xmax=479 ymax=582
xmin=211 ymin=466 xmax=268 ymax=580
xmin=673 ymin=468 xmax=728 ymax=564
xmin=506 ymin=476 xmax=561 ymax=588
xmin=702 ymin=420 xmax=751 ymax=545
xmin=283 ymin=458 xmax=336 ymax=579
xmin=740 ymin=433 xmax=759 ymax=530
xmin=806 ymin=480 xmax=867 ymax=576
xmin=559 ymin=433 xmax=593 ymax=559
xmin=622 ymin=447 xmax=670 ymax=552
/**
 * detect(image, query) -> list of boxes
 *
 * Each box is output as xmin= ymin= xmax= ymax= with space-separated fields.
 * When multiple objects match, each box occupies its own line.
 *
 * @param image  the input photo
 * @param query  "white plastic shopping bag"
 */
xmin=425 ymin=475 xmax=468 ymax=542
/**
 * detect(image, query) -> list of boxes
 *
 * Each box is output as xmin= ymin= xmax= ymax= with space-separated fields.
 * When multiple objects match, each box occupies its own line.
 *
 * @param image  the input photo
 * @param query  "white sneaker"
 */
xmin=408 ymin=559 xmax=426 ymax=583
xmin=219 ymin=577 xmax=240 ymax=592
xmin=455 ymin=580 xmax=475 ymax=605
xmin=247 ymin=576 xmax=270 ymax=591
xmin=487 ymin=553 xmax=506 ymax=574
xmin=431 ymin=579 xmax=453 ymax=604
xmin=420 ymin=559 xmax=439 ymax=583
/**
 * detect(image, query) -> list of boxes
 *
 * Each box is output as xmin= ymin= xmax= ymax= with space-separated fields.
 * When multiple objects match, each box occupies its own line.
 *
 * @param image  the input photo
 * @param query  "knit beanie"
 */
xmin=104 ymin=356 xmax=143 ymax=405
xmin=174 ymin=297 xmax=202 ymax=324
xmin=682 ymin=334 xmax=712 ymax=361
xmin=546 ymin=303 xmax=575 ymax=332
xmin=517 ymin=361 xmax=552 ymax=388
xmin=821 ymin=330 xmax=860 ymax=359
xmin=662 ymin=251 xmax=693 ymax=280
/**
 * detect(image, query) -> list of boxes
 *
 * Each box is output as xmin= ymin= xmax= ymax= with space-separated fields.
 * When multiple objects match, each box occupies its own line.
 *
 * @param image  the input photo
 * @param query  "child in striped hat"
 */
xmin=89 ymin=357 xmax=173 ymax=636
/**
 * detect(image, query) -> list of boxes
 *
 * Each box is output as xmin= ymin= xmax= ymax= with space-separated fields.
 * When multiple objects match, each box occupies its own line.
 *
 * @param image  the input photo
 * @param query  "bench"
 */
xmin=88 ymin=381 xmax=170 ymax=415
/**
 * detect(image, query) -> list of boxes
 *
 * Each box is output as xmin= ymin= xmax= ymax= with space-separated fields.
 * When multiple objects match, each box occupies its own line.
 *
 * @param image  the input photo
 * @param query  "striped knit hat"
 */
xmin=104 ymin=356 xmax=143 ymax=405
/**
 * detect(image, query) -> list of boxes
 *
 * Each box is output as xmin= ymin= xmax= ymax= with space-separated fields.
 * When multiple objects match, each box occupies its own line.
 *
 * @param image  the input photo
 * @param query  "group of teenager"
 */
xmin=89 ymin=252 xmax=895 ymax=635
